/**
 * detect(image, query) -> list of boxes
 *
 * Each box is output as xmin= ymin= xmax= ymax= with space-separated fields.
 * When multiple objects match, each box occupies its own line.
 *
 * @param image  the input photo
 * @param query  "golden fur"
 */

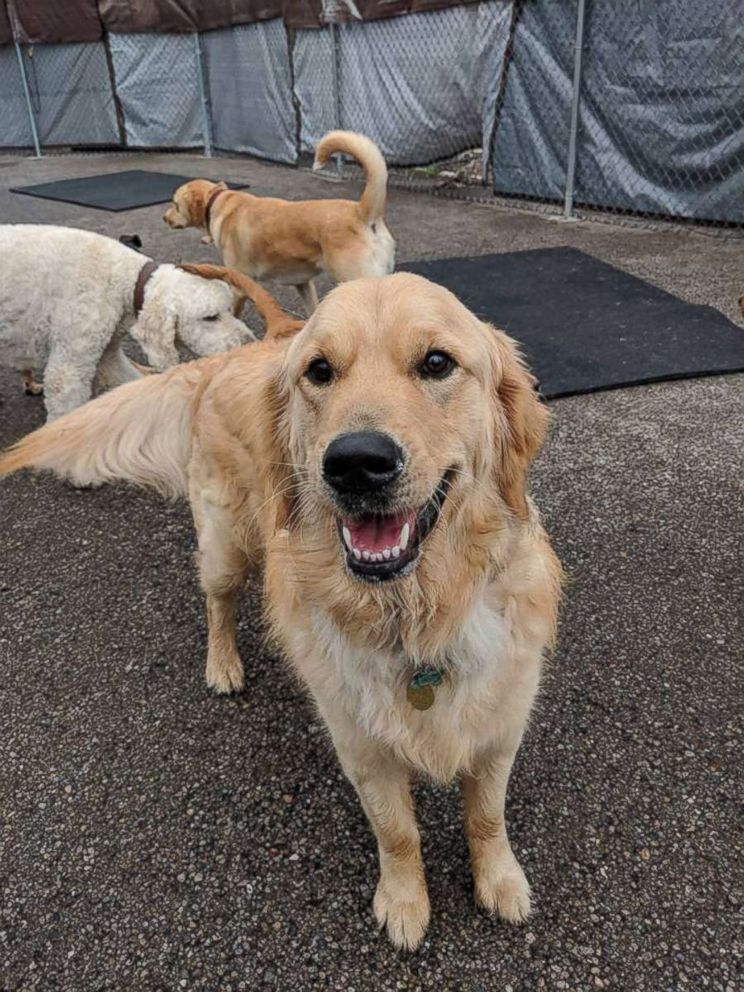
xmin=0 ymin=273 xmax=561 ymax=950
xmin=163 ymin=131 xmax=395 ymax=314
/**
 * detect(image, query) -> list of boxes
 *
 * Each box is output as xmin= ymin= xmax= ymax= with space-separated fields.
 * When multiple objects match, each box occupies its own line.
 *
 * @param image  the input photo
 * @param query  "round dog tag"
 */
xmin=407 ymin=682 xmax=436 ymax=711
xmin=406 ymin=668 xmax=443 ymax=711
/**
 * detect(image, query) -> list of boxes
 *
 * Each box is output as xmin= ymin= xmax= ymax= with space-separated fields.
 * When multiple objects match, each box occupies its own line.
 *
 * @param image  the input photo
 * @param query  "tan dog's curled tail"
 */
xmin=0 ymin=364 xmax=202 ymax=496
xmin=179 ymin=263 xmax=304 ymax=341
xmin=313 ymin=131 xmax=388 ymax=226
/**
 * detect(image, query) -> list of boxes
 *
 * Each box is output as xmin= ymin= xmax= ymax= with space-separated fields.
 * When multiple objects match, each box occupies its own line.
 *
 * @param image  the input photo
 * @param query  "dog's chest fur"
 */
xmin=300 ymin=590 xmax=542 ymax=782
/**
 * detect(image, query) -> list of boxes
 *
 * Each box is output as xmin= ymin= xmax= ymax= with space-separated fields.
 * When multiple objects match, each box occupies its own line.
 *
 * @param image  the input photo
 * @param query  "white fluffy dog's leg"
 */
xmin=42 ymin=353 xmax=98 ymax=422
xmin=95 ymin=346 xmax=144 ymax=391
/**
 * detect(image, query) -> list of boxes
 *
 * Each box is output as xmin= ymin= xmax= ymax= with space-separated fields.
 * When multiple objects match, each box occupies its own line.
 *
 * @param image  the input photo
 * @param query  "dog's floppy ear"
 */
xmin=487 ymin=328 xmax=548 ymax=521
xmin=129 ymin=306 xmax=180 ymax=372
xmin=180 ymin=262 xmax=305 ymax=342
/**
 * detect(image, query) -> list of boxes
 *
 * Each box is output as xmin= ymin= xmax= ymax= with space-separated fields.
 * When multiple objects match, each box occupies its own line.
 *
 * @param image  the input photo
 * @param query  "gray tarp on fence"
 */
xmin=0 ymin=45 xmax=33 ymax=147
xmin=294 ymin=3 xmax=512 ymax=165
xmin=1 ymin=1 xmax=742 ymax=223
xmin=204 ymin=22 xmax=296 ymax=163
xmin=491 ymin=0 xmax=744 ymax=223
xmin=13 ymin=42 xmax=118 ymax=147
xmin=108 ymin=34 xmax=202 ymax=148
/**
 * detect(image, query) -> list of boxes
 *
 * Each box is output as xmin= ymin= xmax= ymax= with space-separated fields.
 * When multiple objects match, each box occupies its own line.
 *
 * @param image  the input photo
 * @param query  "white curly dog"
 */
xmin=0 ymin=225 xmax=251 ymax=421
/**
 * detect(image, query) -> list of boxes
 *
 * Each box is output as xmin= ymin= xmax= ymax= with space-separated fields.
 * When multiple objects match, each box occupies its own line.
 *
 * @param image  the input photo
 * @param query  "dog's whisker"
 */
xmin=248 ymin=478 xmax=308 ymax=529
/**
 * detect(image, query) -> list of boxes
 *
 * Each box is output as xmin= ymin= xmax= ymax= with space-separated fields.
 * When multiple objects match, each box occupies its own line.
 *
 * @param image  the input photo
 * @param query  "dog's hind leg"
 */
xmin=42 ymin=352 xmax=98 ymax=421
xmin=462 ymin=748 xmax=531 ymax=923
xmin=193 ymin=488 xmax=248 ymax=694
xmin=21 ymin=369 xmax=43 ymax=396
xmin=296 ymin=281 xmax=319 ymax=315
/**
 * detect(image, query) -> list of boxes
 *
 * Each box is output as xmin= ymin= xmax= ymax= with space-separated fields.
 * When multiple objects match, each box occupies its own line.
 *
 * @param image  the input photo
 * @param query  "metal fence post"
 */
xmin=328 ymin=21 xmax=343 ymax=177
xmin=563 ymin=0 xmax=586 ymax=218
xmin=14 ymin=41 xmax=42 ymax=158
xmin=193 ymin=32 xmax=213 ymax=157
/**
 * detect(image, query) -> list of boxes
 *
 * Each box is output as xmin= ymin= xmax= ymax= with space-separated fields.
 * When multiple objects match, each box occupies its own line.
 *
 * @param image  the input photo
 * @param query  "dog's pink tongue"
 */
xmin=347 ymin=511 xmax=415 ymax=553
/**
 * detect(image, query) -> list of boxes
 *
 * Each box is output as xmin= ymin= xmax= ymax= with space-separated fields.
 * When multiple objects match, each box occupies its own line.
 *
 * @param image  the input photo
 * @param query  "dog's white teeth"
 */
xmin=342 ymin=526 xmax=353 ymax=551
xmin=383 ymin=548 xmax=391 ymax=560
xmin=362 ymin=551 xmax=371 ymax=561
xmin=353 ymin=548 xmax=362 ymax=560
xmin=400 ymin=522 xmax=410 ymax=551
xmin=392 ymin=546 xmax=401 ymax=559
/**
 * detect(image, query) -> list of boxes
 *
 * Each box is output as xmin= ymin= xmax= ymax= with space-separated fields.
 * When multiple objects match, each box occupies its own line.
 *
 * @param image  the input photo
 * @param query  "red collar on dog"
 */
xmin=205 ymin=186 xmax=228 ymax=235
xmin=133 ymin=260 xmax=159 ymax=315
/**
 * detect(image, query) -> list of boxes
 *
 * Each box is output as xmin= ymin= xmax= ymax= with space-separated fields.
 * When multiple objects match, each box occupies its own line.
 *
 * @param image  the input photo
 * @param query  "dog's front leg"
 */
xmin=295 ymin=281 xmax=319 ymax=315
xmin=328 ymin=722 xmax=430 ymax=950
xmin=193 ymin=491 xmax=247 ymax=694
xmin=462 ymin=748 xmax=531 ymax=923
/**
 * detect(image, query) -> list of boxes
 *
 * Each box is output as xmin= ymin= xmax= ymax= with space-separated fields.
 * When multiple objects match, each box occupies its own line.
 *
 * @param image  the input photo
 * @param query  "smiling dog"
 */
xmin=0 ymin=273 xmax=562 ymax=949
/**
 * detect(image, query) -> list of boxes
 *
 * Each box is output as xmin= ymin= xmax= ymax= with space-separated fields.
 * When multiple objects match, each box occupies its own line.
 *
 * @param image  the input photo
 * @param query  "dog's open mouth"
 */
xmin=337 ymin=473 xmax=452 ymax=581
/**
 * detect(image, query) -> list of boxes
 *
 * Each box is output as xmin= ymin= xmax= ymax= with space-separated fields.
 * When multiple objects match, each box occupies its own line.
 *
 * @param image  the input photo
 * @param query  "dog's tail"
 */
xmin=179 ymin=263 xmax=304 ymax=341
xmin=0 ymin=362 xmax=206 ymax=496
xmin=313 ymin=131 xmax=388 ymax=226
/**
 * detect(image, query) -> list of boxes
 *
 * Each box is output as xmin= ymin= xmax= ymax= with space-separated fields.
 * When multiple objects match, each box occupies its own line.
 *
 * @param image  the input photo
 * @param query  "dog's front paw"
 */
xmin=205 ymin=650 xmax=245 ymax=694
xmin=474 ymin=853 xmax=531 ymax=923
xmin=373 ymin=879 xmax=430 ymax=951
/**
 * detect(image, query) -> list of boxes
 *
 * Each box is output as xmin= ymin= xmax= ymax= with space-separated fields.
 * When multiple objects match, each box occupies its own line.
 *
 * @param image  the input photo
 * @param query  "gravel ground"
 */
xmin=0 ymin=153 xmax=742 ymax=991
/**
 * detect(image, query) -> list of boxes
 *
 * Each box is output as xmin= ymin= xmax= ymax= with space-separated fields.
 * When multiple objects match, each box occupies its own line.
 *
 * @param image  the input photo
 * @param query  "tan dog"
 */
xmin=163 ymin=131 xmax=395 ymax=313
xmin=0 ymin=273 xmax=561 ymax=950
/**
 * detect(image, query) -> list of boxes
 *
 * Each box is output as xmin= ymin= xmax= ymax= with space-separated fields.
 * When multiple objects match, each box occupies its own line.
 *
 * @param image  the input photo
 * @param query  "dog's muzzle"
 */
xmin=322 ymin=433 xmax=451 ymax=583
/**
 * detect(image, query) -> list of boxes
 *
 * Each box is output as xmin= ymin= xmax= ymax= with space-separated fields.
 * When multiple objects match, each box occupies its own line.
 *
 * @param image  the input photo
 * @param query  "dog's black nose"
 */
xmin=323 ymin=432 xmax=403 ymax=493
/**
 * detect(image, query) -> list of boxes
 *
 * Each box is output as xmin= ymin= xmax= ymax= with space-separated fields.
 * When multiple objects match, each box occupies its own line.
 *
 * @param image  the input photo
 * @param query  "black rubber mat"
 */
xmin=403 ymin=248 xmax=744 ymax=398
xmin=10 ymin=170 xmax=247 ymax=212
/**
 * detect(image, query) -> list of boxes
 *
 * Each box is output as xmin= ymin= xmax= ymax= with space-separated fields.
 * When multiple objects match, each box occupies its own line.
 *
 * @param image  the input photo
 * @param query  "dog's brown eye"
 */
xmin=305 ymin=357 xmax=333 ymax=385
xmin=420 ymin=350 xmax=455 ymax=379
xmin=203 ymin=313 xmax=220 ymax=322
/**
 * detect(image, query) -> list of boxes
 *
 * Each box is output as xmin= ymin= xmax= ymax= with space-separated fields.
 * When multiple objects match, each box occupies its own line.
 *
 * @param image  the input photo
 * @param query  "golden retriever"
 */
xmin=163 ymin=131 xmax=395 ymax=314
xmin=0 ymin=273 xmax=561 ymax=950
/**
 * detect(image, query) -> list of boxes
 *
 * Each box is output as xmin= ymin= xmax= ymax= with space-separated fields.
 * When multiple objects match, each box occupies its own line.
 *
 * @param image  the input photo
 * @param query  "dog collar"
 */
xmin=133 ymin=260 xmax=159 ymax=315
xmin=407 ymin=667 xmax=444 ymax=711
xmin=205 ymin=186 xmax=228 ymax=235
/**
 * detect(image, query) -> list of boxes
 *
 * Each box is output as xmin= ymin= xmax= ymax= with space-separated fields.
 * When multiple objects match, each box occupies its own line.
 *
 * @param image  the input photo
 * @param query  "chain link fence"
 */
xmin=107 ymin=34 xmax=203 ymax=148
xmin=309 ymin=5 xmax=511 ymax=166
xmin=1 ymin=0 xmax=742 ymax=225
xmin=491 ymin=0 xmax=744 ymax=225
xmin=0 ymin=43 xmax=34 ymax=149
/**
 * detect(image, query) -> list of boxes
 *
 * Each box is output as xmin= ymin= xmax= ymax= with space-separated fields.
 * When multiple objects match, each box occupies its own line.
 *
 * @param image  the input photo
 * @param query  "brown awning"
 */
xmin=0 ymin=3 xmax=12 ymax=46
xmin=302 ymin=0 xmax=480 ymax=30
xmin=8 ymin=1 xmax=103 ymax=44
xmin=98 ymin=1 xmax=285 ymax=35
xmin=2 ymin=0 xmax=480 ymax=44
